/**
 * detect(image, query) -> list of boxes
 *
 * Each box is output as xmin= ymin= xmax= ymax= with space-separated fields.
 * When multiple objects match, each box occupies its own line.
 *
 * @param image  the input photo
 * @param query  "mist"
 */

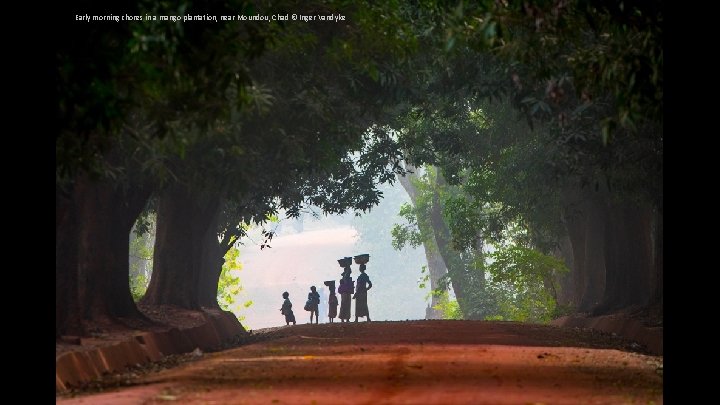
xmin=238 ymin=181 xmax=429 ymax=329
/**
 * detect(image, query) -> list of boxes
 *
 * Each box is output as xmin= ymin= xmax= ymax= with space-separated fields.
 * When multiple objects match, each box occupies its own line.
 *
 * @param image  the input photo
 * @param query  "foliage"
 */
xmin=391 ymin=155 xmax=568 ymax=322
xmin=388 ymin=24 xmax=660 ymax=316
xmin=433 ymin=0 xmax=662 ymax=137
xmin=432 ymin=291 xmax=463 ymax=320
xmin=129 ymin=213 xmax=156 ymax=301
xmin=421 ymin=241 xmax=568 ymax=323
xmin=130 ymin=273 xmax=150 ymax=303
xmin=57 ymin=0 xmax=661 ymax=326
xmin=391 ymin=202 xmax=425 ymax=250
xmin=218 ymin=245 xmax=253 ymax=323
xmin=485 ymin=244 xmax=569 ymax=323
xmin=144 ymin=0 xmax=423 ymax=252
xmin=417 ymin=265 xmax=429 ymax=290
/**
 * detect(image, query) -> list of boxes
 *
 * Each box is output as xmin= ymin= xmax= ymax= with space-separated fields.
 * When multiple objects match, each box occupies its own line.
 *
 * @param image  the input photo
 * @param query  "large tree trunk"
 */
xmin=398 ymin=164 xmax=479 ymax=319
xmin=552 ymin=233 xmax=576 ymax=307
xmin=594 ymin=202 xmax=653 ymax=314
xmin=562 ymin=193 xmax=588 ymax=310
xmin=398 ymin=166 xmax=447 ymax=319
xmin=649 ymin=206 xmax=663 ymax=317
xmin=197 ymin=209 xmax=226 ymax=309
xmin=578 ymin=196 xmax=607 ymax=312
xmin=76 ymin=176 xmax=151 ymax=322
xmin=142 ymin=184 xmax=219 ymax=308
xmin=428 ymin=171 xmax=476 ymax=318
xmin=429 ymin=198 xmax=474 ymax=317
xmin=423 ymin=247 xmax=447 ymax=319
xmin=57 ymin=174 xmax=151 ymax=337
xmin=562 ymin=188 xmax=608 ymax=313
xmin=56 ymin=183 xmax=83 ymax=337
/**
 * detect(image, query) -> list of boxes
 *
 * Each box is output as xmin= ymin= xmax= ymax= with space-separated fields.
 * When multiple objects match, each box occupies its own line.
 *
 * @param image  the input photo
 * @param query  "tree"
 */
xmin=141 ymin=0 xmax=416 ymax=311
xmin=56 ymin=0 xmax=275 ymax=336
xmin=384 ymin=0 xmax=662 ymax=318
xmin=56 ymin=0 xmax=662 ymax=337
xmin=393 ymin=166 xmax=490 ymax=320
xmin=396 ymin=164 xmax=447 ymax=319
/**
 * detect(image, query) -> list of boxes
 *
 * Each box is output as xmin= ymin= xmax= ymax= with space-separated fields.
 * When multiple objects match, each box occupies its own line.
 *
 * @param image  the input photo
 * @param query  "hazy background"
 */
xmin=236 ymin=182 xmax=429 ymax=329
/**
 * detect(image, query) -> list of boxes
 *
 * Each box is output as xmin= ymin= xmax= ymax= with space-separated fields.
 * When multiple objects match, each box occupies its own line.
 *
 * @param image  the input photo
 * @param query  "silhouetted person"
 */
xmin=280 ymin=291 xmax=296 ymax=325
xmin=324 ymin=280 xmax=338 ymax=323
xmin=354 ymin=264 xmax=372 ymax=322
xmin=328 ymin=285 xmax=339 ymax=323
xmin=307 ymin=286 xmax=320 ymax=324
xmin=338 ymin=266 xmax=354 ymax=322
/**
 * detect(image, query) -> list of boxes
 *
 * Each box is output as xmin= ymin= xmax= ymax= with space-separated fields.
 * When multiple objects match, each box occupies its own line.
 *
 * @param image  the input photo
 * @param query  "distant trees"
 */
xmin=396 ymin=163 xmax=447 ymax=319
xmin=390 ymin=0 xmax=662 ymax=320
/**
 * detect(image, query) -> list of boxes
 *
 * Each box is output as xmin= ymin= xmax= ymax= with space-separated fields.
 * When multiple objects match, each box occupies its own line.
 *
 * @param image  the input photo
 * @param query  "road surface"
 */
xmin=57 ymin=320 xmax=663 ymax=404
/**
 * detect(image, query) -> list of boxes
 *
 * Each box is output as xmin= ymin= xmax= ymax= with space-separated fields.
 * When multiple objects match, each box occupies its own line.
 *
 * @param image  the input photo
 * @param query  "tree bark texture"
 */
xmin=594 ymin=202 xmax=653 ymax=313
xmin=553 ymin=234 xmax=576 ymax=307
xmin=76 ymin=176 xmax=151 ymax=321
xmin=56 ymin=174 xmax=151 ymax=336
xmin=197 ymin=209 xmax=225 ymax=309
xmin=650 ymin=207 xmax=663 ymax=314
xmin=142 ymin=184 xmax=219 ymax=309
xmin=56 ymin=183 xmax=83 ymax=337
xmin=562 ymin=188 xmax=606 ymax=313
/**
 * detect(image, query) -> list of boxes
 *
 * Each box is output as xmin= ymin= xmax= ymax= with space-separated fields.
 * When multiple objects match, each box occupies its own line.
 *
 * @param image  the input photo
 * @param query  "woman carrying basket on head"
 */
xmin=338 ymin=266 xmax=354 ymax=322
xmin=353 ymin=264 xmax=372 ymax=322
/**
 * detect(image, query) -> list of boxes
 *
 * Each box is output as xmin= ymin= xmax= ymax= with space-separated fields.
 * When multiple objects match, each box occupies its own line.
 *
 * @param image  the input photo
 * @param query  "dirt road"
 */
xmin=57 ymin=320 xmax=663 ymax=404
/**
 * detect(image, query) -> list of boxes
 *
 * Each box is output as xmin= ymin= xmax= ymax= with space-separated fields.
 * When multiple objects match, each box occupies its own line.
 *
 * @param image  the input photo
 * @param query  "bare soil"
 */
xmin=57 ymin=320 xmax=662 ymax=404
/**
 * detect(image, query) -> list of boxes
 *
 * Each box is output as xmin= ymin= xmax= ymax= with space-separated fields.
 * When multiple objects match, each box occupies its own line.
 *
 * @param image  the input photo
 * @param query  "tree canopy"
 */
xmin=56 ymin=0 xmax=662 ymax=336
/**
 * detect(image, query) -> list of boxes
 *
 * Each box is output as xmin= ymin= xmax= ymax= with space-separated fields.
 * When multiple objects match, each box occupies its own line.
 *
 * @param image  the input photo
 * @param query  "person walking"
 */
xmin=307 ymin=286 xmax=321 ymax=324
xmin=280 ymin=291 xmax=296 ymax=325
xmin=353 ymin=264 xmax=373 ymax=322
xmin=328 ymin=285 xmax=339 ymax=323
xmin=338 ymin=266 xmax=354 ymax=322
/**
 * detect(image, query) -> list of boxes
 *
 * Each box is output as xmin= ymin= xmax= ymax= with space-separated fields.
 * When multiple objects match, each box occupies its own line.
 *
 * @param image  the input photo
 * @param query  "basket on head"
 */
xmin=337 ymin=257 xmax=353 ymax=267
xmin=323 ymin=280 xmax=336 ymax=290
xmin=353 ymin=254 xmax=370 ymax=265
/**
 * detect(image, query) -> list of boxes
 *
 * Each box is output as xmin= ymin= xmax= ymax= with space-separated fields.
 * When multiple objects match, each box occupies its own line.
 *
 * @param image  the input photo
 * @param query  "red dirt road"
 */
xmin=57 ymin=320 xmax=663 ymax=404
